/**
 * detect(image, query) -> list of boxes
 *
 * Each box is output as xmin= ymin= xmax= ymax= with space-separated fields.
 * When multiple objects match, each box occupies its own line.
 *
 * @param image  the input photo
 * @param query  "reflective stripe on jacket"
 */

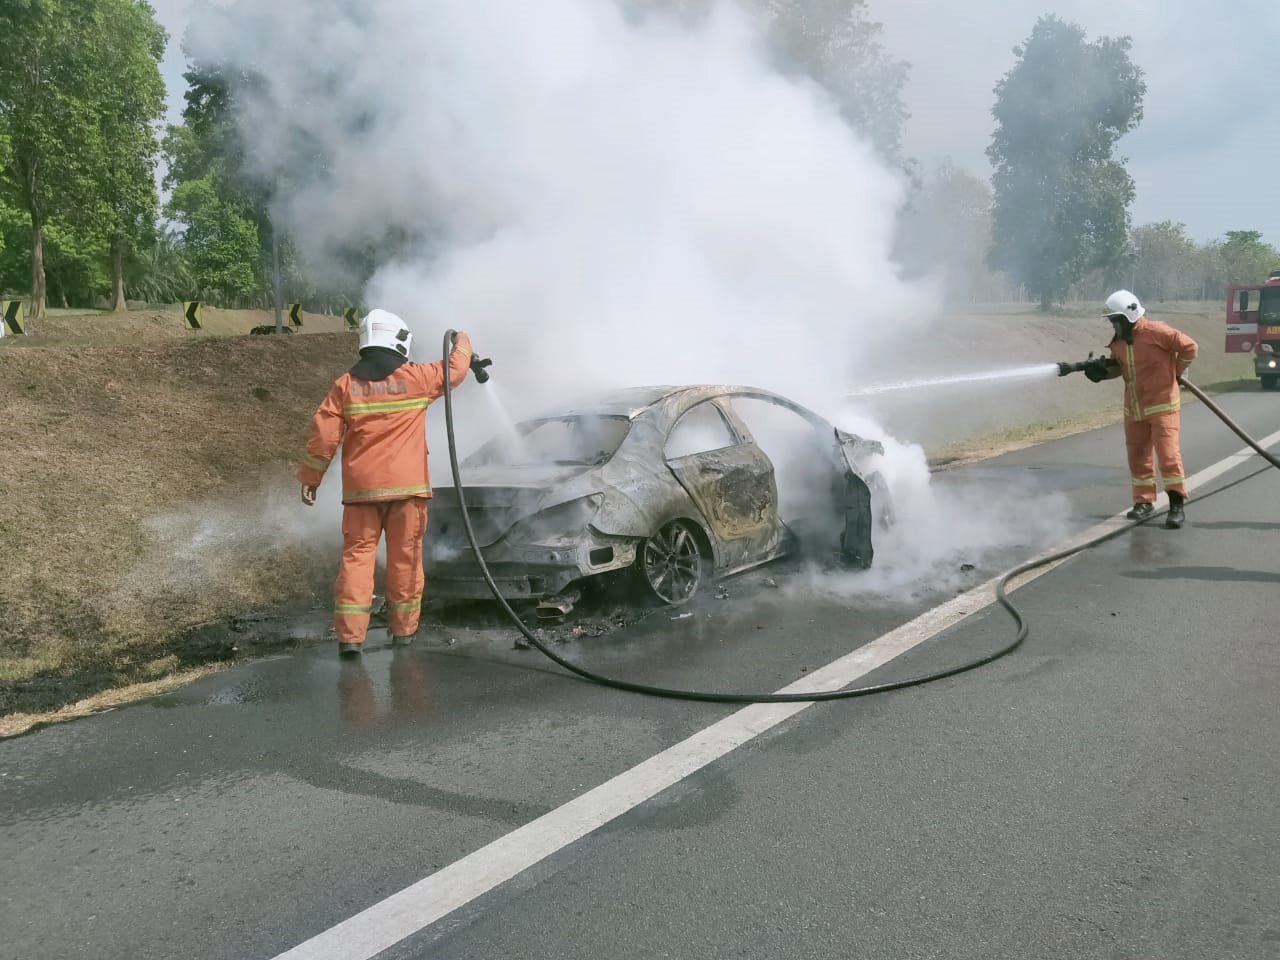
xmin=1108 ymin=317 xmax=1198 ymax=421
xmin=297 ymin=333 xmax=473 ymax=503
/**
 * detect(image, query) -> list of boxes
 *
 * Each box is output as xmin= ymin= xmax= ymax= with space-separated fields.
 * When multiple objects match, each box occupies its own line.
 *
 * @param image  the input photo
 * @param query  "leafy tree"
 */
xmin=165 ymin=177 xmax=261 ymax=302
xmin=162 ymin=64 xmax=266 ymax=304
xmin=1213 ymin=230 xmax=1279 ymax=290
xmin=0 ymin=196 xmax=24 ymax=294
xmin=163 ymin=55 xmax=335 ymax=306
xmin=759 ymin=0 xmax=910 ymax=167
xmin=95 ymin=0 xmax=168 ymax=311
xmin=42 ymin=219 xmax=109 ymax=308
xmin=0 ymin=0 xmax=165 ymax=316
xmin=624 ymin=0 xmax=911 ymax=167
xmin=987 ymin=15 xmax=1146 ymax=310
xmin=0 ymin=0 xmax=99 ymax=316
xmin=1129 ymin=221 xmax=1200 ymax=301
xmin=127 ymin=227 xmax=199 ymax=304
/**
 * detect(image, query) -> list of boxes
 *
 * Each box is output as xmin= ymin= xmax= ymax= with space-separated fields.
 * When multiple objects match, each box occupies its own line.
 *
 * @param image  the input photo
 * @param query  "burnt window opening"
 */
xmin=664 ymin=401 xmax=738 ymax=460
xmin=463 ymin=415 xmax=632 ymax=468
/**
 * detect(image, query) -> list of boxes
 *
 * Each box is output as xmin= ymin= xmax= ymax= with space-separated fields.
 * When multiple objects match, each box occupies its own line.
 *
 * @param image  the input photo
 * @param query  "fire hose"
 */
xmin=440 ymin=330 xmax=1279 ymax=703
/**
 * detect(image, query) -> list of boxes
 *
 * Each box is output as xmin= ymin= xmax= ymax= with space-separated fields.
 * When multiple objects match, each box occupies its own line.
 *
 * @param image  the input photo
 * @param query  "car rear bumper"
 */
xmin=426 ymin=536 xmax=639 ymax=601
xmin=426 ymin=562 xmax=579 ymax=601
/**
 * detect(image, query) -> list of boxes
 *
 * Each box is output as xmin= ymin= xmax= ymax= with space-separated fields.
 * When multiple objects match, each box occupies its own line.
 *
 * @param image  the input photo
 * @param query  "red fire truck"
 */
xmin=1225 ymin=269 xmax=1280 ymax=389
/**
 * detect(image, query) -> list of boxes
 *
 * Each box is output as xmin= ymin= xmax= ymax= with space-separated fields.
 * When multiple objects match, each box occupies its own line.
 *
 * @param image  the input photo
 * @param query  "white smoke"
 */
xmin=175 ymin=0 xmax=1067 ymax=594
xmin=192 ymin=0 xmax=918 ymax=407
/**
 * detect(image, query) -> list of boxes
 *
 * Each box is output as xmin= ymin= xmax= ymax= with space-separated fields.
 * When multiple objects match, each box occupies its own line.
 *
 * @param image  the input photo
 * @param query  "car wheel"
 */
xmin=1261 ymin=375 xmax=1278 ymax=391
xmin=636 ymin=520 xmax=708 ymax=605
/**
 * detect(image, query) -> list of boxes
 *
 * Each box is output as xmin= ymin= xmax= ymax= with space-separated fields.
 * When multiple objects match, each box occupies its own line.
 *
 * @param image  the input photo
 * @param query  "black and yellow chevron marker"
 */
xmin=344 ymin=307 xmax=360 ymax=330
xmin=182 ymin=301 xmax=202 ymax=330
xmin=289 ymin=303 xmax=303 ymax=327
xmin=1 ymin=300 xmax=24 ymax=335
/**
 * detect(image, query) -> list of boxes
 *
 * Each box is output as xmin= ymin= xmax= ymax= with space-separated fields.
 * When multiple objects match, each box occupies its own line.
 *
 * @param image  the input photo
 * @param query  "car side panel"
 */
xmin=666 ymin=442 xmax=781 ymax=569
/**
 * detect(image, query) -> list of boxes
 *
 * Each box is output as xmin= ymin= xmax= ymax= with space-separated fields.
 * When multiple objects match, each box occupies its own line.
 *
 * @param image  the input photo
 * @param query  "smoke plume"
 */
xmin=172 ymin=0 xmax=1068 ymax=595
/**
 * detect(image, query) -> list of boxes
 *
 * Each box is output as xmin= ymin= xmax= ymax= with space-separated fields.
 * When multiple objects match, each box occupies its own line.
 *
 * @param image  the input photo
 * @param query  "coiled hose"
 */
xmin=440 ymin=330 xmax=1275 ymax=703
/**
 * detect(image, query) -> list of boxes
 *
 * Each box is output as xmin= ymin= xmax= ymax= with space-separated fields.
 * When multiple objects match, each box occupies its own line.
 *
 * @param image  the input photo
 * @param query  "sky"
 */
xmin=874 ymin=0 xmax=1280 ymax=244
xmin=146 ymin=0 xmax=1279 ymax=246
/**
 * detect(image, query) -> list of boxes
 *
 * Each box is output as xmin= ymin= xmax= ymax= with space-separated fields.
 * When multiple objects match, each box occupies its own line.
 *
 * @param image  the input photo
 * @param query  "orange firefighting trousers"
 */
xmin=1124 ymin=411 xmax=1186 ymax=503
xmin=334 ymin=499 xmax=428 ymax=645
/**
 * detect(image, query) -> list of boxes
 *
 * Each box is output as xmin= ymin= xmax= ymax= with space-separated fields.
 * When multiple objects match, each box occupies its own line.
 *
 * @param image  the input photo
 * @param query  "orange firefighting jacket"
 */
xmin=297 ymin=333 xmax=473 ymax=504
xmin=1106 ymin=317 xmax=1198 ymax=422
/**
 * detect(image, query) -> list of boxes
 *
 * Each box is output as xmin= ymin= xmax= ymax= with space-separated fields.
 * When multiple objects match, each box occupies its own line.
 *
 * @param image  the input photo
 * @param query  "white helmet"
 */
xmin=358 ymin=308 xmax=413 ymax=357
xmin=1103 ymin=290 xmax=1144 ymax=326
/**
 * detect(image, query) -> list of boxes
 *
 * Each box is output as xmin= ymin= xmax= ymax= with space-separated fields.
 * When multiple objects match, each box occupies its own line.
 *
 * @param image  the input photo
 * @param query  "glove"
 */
xmin=1083 ymin=357 xmax=1114 ymax=382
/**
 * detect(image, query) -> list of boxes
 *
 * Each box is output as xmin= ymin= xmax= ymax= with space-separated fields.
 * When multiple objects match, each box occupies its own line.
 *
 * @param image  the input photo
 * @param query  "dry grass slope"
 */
xmin=1 ymin=321 xmax=356 ymax=715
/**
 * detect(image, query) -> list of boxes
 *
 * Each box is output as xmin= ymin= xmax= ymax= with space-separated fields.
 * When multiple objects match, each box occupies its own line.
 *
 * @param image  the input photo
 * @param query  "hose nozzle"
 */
xmin=470 ymin=353 xmax=492 ymax=383
xmin=1057 ymin=353 xmax=1111 ymax=379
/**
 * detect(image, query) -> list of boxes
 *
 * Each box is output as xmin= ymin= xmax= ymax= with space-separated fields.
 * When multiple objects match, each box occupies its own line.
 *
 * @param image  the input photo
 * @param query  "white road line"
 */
xmin=270 ymin=429 xmax=1280 ymax=960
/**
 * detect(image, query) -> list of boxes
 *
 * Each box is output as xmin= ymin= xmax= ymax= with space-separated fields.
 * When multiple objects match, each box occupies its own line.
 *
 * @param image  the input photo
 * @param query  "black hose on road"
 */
xmin=440 ymin=330 xmax=1275 ymax=704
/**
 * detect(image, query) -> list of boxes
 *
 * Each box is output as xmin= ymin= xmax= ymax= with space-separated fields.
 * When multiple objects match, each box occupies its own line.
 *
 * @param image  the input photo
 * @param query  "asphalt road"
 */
xmin=3 ymin=389 xmax=1280 ymax=960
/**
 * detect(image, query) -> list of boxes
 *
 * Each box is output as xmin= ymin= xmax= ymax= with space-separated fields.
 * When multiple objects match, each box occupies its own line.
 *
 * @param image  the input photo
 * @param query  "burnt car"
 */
xmin=426 ymin=385 xmax=893 ymax=607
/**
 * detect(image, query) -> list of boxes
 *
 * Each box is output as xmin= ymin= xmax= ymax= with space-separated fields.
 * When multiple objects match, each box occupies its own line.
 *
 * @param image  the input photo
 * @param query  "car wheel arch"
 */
xmin=603 ymin=510 xmax=721 ymax=569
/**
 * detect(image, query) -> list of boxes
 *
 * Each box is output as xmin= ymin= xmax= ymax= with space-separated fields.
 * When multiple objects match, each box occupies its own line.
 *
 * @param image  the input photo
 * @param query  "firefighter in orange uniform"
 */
xmin=298 ymin=309 xmax=475 ymax=655
xmin=1086 ymin=290 xmax=1198 ymax=529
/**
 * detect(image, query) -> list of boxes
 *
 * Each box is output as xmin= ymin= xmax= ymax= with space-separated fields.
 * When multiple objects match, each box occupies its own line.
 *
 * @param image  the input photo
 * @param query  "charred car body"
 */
xmin=426 ymin=386 xmax=893 ymax=606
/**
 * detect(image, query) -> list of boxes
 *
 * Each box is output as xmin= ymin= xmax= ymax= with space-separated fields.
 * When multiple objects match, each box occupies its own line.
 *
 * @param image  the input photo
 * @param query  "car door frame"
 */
xmin=721 ymin=390 xmax=881 ymax=568
xmin=662 ymin=398 xmax=782 ymax=571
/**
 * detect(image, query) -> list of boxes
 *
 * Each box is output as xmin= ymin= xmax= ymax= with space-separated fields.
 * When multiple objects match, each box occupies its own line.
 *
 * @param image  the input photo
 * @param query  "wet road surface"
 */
xmin=2 ymin=392 xmax=1279 ymax=960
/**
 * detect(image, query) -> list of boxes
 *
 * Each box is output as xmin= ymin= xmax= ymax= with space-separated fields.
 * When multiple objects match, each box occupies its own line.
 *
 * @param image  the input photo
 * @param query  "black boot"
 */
xmin=1125 ymin=502 xmax=1154 ymax=521
xmin=1165 ymin=491 xmax=1186 ymax=529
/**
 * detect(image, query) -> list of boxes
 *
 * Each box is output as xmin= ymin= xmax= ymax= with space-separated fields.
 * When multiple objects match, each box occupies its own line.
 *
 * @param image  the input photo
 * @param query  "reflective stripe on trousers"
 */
xmin=1124 ymin=411 xmax=1186 ymax=503
xmin=334 ymin=499 xmax=428 ymax=645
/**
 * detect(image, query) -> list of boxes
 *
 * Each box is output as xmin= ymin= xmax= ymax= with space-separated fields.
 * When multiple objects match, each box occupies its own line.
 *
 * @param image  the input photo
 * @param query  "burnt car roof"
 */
xmin=536 ymin=385 xmax=781 ymax=420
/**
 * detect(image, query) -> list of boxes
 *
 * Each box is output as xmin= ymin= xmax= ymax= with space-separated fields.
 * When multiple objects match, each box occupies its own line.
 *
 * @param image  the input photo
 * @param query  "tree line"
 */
xmin=1 ymin=2 xmax=1274 ymax=319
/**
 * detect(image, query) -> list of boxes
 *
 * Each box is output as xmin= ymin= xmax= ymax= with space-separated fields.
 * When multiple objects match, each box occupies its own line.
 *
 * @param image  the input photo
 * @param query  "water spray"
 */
xmin=846 ymin=364 xmax=1061 ymax=398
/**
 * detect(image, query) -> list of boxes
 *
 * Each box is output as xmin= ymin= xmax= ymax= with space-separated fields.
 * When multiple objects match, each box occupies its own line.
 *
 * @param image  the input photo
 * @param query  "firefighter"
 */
xmin=298 ymin=309 xmax=475 ymax=655
xmin=1085 ymin=290 xmax=1198 ymax=528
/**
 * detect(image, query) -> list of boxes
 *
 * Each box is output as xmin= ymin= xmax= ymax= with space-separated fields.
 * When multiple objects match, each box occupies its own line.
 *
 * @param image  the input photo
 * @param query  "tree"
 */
xmin=629 ymin=0 xmax=911 ymax=167
xmin=1129 ymin=221 xmax=1200 ymax=301
xmin=1214 ymin=230 xmax=1279 ymax=289
xmin=165 ymin=177 xmax=260 ymax=302
xmin=42 ymin=219 xmax=109 ymax=308
xmin=986 ymin=16 xmax=1146 ymax=310
xmin=95 ymin=0 xmax=168 ymax=311
xmin=162 ymin=61 xmax=268 ymax=304
xmin=0 ymin=0 xmax=165 ymax=317
xmin=0 ymin=0 xmax=97 ymax=316
xmin=165 ymin=51 xmax=350 ymax=306
xmin=760 ymin=0 xmax=910 ymax=167
xmin=127 ymin=227 xmax=199 ymax=304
